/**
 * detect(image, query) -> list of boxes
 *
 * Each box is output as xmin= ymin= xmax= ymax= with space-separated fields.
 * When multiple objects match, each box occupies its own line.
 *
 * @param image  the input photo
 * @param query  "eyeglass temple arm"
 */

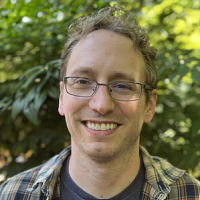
xmin=141 ymin=84 xmax=153 ymax=90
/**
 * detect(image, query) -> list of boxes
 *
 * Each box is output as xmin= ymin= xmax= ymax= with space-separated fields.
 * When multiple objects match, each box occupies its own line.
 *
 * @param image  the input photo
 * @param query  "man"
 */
xmin=0 ymin=5 xmax=200 ymax=200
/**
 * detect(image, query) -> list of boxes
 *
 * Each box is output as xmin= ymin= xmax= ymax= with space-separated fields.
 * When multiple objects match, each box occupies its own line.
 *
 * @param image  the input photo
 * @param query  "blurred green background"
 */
xmin=0 ymin=0 xmax=200 ymax=183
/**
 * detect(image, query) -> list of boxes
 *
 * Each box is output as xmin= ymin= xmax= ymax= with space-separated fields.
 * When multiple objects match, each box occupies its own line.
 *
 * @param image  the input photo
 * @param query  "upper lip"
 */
xmin=82 ymin=120 xmax=121 ymax=125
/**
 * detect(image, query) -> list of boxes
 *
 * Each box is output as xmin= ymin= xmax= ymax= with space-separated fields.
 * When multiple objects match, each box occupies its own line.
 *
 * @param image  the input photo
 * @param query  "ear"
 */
xmin=144 ymin=89 xmax=157 ymax=123
xmin=58 ymin=81 xmax=65 ymax=116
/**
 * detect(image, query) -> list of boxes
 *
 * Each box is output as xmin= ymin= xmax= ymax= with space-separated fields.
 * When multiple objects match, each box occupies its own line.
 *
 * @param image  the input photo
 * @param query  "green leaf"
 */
xmin=0 ymin=97 xmax=12 ymax=115
xmin=21 ymin=69 xmax=44 ymax=89
xmin=19 ymin=65 xmax=43 ymax=80
xmin=168 ymin=72 xmax=177 ymax=82
xmin=178 ymin=65 xmax=189 ymax=80
xmin=23 ymin=102 xmax=38 ymax=125
xmin=34 ymin=90 xmax=47 ymax=112
xmin=191 ymin=119 xmax=200 ymax=139
xmin=157 ymin=64 xmax=172 ymax=78
xmin=192 ymin=69 xmax=200 ymax=83
xmin=25 ymin=87 xmax=36 ymax=104
xmin=47 ymin=86 xmax=59 ymax=99
xmin=15 ymin=90 xmax=24 ymax=99
xmin=11 ymin=98 xmax=24 ymax=119
xmin=48 ymin=59 xmax=61 ymax=65
xmin=36 ymin=73 xmax=50 ymax=93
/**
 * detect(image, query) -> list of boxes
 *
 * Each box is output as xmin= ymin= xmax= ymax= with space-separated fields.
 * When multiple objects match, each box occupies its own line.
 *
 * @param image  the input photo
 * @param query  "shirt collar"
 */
xmin=140 ymin=146 xmax=185 ymax=199
xmin=27 ymin=145 xmax=185 ymax=199
xmin=27 ymin=146 xmax=71 ymax=197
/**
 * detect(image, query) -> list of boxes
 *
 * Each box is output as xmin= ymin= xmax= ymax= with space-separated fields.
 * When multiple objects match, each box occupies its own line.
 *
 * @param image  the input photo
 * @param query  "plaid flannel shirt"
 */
xmin=0 ymin=146 xmax=200 ymax=200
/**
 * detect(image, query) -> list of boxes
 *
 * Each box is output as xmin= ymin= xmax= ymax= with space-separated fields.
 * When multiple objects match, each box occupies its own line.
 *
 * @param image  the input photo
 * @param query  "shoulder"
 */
xmin=168 ymin=173 xmax=200 ymax=199
xmin=0 ymin=146 xmax=71 ymax=200
xmin=0 ymin=165 xmax=42 ymax=200
xmin=140 ymin=146 xmax=200 ymax=199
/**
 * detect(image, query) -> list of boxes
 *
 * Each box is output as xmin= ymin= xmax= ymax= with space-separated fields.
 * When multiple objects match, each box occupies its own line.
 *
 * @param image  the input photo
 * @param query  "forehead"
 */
xmin=66 ymin=30 xmax=145 ymax=82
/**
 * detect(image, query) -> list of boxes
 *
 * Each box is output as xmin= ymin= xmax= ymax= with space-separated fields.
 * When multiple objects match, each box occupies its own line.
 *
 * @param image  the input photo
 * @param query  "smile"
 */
xmin=85 ymin=121 xmax=118 ymax=131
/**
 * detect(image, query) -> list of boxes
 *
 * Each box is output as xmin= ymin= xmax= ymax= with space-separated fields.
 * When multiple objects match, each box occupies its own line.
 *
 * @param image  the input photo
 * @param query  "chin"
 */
xmin=83 ymin=142 xmax=120 ymax=163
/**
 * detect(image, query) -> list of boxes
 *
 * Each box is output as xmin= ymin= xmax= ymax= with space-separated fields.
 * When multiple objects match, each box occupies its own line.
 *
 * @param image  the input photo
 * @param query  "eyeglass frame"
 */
xmin=63 ymin=76 xmax=153 ymax=102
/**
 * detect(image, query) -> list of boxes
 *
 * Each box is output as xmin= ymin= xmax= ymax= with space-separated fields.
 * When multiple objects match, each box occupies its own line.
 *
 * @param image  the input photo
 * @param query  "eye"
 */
xmin=113 ymin=83 xmax=132 ymax=92
xmin=110 ymin=81 xmax=138 ymax=94
xmin=73 ymin=78 xmax=91 ymax=85
xmin=76 ymin=79 xmax=90 ymax=84
xmin=115 ymin=83 xmax=130 ymax=90
xmin=70 ymin=78 xmax=94 ymax=89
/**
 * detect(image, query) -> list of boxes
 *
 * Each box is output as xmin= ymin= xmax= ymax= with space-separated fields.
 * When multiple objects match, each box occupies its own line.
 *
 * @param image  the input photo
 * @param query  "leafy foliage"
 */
xmin=0 ymin=0 xmax=200 ymax=183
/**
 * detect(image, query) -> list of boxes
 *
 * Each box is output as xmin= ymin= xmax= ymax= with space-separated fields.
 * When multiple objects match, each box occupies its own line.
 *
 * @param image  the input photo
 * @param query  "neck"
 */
xmin=68 ymin=144 xmax=140 ymax=199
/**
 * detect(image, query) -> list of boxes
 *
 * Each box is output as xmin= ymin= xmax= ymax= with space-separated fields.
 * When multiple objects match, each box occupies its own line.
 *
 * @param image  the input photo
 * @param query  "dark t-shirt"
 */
xmin=60 ymin=154 xmax=145 ymax=200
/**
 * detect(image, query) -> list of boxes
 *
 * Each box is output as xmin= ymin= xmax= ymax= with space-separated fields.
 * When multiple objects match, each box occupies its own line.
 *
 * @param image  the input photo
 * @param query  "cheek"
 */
xmin=63 ymin=95 xmax=88 ymax=120
xmin=63 ymin=96 xmax=82 ymax=133
xmin=64 ymin=94 xmax=79 ymax=111
xmin=119 ymin=102 xmax=146 ymax=121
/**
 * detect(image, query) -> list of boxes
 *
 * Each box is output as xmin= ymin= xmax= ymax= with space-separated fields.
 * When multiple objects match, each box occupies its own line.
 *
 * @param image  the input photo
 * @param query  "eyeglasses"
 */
xmin=63 ymin=77 xmax=153 ymax=101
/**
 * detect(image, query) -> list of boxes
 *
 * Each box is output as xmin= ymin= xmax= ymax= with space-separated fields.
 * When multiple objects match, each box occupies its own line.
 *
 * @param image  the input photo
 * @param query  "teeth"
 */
xmin=86 ymin=122 xmax=118 ymax=131
xmin=110 ymin=124 xmax=113 ymax=129
xmin=101 ymin=124 xmax=106 ymax=130
xmin=95 ymin=124 xmax=101 ymax=131
xmin=106 ymin=124 xmax=109 ymax=130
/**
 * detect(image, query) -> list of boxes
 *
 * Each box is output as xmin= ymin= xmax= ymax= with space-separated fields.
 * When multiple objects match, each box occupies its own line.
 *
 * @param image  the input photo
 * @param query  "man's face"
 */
xmin=59 ymin=29 xmax=156 ymax=162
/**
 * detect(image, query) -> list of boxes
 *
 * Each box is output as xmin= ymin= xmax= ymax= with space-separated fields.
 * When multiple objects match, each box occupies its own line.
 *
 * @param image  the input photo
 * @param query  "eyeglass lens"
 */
xmin=65 ymin=77 xmax=142 ymax=101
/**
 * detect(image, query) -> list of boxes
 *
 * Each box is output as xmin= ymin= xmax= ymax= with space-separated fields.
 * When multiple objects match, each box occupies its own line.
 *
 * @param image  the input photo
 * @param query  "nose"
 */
xmin=89 ymin=85 xmax=115 ymax=115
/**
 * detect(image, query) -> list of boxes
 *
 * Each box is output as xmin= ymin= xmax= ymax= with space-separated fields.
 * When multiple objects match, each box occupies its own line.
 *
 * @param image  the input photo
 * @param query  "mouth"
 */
xmin=83 ymin=121 xmax=120 ymax=131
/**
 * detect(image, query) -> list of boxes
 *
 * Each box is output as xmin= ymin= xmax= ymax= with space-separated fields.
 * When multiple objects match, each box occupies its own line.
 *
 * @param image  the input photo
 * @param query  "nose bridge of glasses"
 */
xmin=96 ymin=83 xmax=112 ymax=92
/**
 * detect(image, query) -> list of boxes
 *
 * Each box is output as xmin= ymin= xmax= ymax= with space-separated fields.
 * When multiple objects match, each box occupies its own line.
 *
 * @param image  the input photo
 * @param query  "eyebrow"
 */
xmin=69 ymin=66 xmax=96 ymax=76
xmin=69 ymin=66 xmax=136 ymax=82
xmin=109 ymin=72 xmax=136 ymax=82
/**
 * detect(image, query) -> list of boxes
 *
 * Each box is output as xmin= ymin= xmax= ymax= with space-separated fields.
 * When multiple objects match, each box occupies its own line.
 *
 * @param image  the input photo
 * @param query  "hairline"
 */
xmin=61 ymin=29 xmax=149 ymax=80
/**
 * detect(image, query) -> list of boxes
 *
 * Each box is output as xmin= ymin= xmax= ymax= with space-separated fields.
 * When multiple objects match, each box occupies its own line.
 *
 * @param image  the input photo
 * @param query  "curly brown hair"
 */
xmin=60 ymin=5 xmax=157 ymax=101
